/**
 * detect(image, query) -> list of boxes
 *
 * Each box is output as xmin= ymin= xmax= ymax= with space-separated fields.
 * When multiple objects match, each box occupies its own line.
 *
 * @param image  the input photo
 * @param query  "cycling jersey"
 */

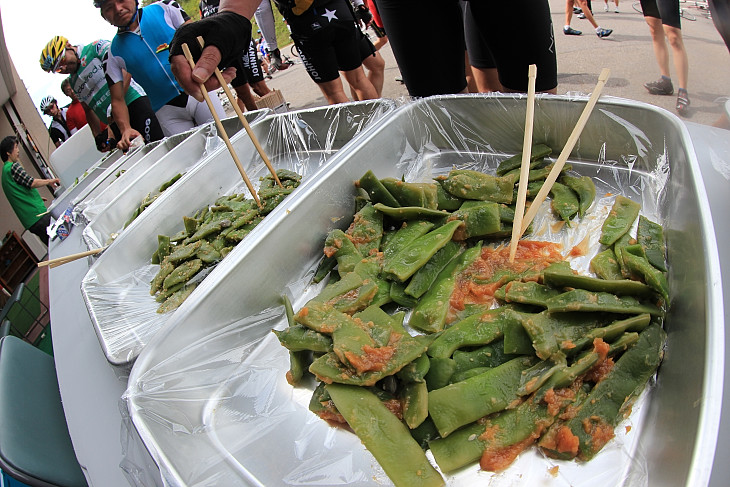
xmin=69 ymin=40 xmax=145 ymax=120
xmin=105 ymin=1 xmax=189 ymax=112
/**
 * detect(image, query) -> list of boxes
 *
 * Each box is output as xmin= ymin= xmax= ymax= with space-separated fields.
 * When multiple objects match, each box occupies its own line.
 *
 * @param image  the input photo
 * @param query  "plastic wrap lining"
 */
xmin=119 ymin=93 xmax=713 ymax=487
xmin=81 ymin=100 xmax=397 ymax=367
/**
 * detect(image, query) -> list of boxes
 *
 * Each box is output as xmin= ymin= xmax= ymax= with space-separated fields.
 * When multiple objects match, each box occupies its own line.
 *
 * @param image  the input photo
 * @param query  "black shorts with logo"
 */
xmin=231 ymin=39 xmax=265 ymax=88
xmin=287 ymin=0 xmax=364 ymax=83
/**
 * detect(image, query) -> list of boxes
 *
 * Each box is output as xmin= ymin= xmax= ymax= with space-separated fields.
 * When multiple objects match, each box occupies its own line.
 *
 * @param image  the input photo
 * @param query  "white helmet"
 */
xmin=39 ymin=96 xmax=56 ymax=114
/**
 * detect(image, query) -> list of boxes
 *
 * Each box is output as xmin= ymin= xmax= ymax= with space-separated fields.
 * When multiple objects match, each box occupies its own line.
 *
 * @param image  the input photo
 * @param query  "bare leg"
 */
xmin=362 ymin=52 xmax=385 ymax=97
xmin=472 ymin=67 xmax=503 ymax=93
xmin=646 ymin=17 xmax=671 ymax=78
xmin=565 ymin=0 xmax=574 ymax=26
xmin=373 ymin=35 xmax=388 ymax=50
xmin=317 ymin=77 xmax=352 ymax=105
xmin=465 ymin=51 xmax=477 ymax=93
xmin=663 ymin=25 xmax=688 ymax=90
xmin=250 ymin=80 xmax=272 ymax=98
xmin=342 ymin=66 xmax=378 ymax=101
xmin=575 ymin=0 xmax=600 ymax=28
xmin=234 ymin=84 xmax=258 ymax=112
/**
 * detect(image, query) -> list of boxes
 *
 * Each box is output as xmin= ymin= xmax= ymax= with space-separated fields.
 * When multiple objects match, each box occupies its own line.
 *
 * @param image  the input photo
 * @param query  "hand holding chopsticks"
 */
xmin=508 ymin=64 xmax=538 ymax=263
xmin=180 ymin=42 xmax=262 ymax=207
xmin=195 ymin=37 xmax=283 ymax=189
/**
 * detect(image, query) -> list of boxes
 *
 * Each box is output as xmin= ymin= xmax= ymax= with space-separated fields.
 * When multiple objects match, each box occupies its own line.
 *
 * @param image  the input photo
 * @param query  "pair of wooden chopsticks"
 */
xmin=508 ymin=67 xmax=611 ymax=262
xmin=181 ymin=37 xmax=283 ymax=208
xmin=38 ymin=246 xmax=107 ymax=269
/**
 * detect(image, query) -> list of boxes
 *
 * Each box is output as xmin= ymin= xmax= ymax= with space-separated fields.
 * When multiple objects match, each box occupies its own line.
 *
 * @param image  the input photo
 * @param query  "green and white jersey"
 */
xmin=69 ymin=40 xmax=146 ymax=120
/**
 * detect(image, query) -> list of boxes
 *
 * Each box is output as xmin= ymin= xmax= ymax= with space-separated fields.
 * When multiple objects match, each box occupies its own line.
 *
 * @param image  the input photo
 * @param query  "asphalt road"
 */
xmin=231 ymin=0 xmax=729 ymax=127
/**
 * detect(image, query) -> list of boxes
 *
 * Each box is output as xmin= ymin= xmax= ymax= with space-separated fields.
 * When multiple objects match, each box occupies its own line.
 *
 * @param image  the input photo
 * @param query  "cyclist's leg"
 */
xmin=254 ymin=0 xmax=278 ymax=51
xmin=126 ymin=96 xmax=164 ymax=143
xmin=188 ymin=92 xmax=225 ymax=127
xmin=461 ymin=0 xmax=501 ymax=92
xmin=358 ymin=33 xmax=384 ymax=96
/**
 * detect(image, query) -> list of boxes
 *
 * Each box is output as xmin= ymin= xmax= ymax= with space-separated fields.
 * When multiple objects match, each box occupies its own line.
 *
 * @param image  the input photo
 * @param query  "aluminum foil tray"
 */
xmin=46 ymin=149 xmax=124 ymax=219
xmin=80 ymin=111 xmax=269 ymax=249
xmin=125 ymin=94 xmax=723 ymax=487
xmin=81 ymin=99 xmax=397 ymax=366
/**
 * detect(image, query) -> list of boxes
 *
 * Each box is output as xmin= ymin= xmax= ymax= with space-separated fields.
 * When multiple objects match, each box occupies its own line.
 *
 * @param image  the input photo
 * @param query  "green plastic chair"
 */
xmin=0 ymin=336 xmax=87 ymax=486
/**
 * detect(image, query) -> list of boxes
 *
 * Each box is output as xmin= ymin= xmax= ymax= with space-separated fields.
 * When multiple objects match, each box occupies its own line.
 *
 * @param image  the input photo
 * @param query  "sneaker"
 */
xmin=578 ymin=12 xmax=586 ymax=18
xmin=676 ymin=89 xmax=690 ymax=116
xmin=573 ymin=6 xmax=583 ymax=13
xmin=604 ymin=3 xmax=609 ymax=10
xmin=270 ymin=49 xmax=289 ymax=71
xmin=615 ymin=6 xmax=620 ymax=12
xmin=564 ymin=26 xmax=582 ymax=35
xmin=596 ymin=27 xmax=613 ymax=38
xmin=644 ymin=77 xmax=674 ymax=95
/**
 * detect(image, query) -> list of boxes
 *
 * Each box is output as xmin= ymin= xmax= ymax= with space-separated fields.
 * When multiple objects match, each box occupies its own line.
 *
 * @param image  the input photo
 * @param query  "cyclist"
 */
xmin=200 ymin=0 xmax=275 ymax=112
xmin=269 ymin=0 xmax=377 ymax=104
xmin=94 ymin=0 xmax=226 ymax=146
xmin=39 ymin=35 xmax=163 ymax=150
xmin=39 ymin=96 xmax=71 ymax=148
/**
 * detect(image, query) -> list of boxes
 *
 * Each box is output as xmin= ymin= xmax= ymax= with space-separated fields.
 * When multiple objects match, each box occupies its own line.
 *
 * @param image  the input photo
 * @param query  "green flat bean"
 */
xmin=381 ymin=220 xmax=434 ymax=263
xmin=438 ymin=170 xmax=515 ymax=203
xmin=373 ymin=203 xmax=451 ymax=220
xmin=163 ymin=258 xmax=202 ymax=290
xmin=546 ymin=289 xmax=664 ymax=316
xmin=410 ymin=244 xmax=482 ymax=333
xmin=424 ymin=357 xmax=456 ymax=391
xmin=599 ymin=195 xmax=641 ymax=245
xmin=550 ymin=181 xmax=580 ymax=223
xmin=590 ymin=248 xmax=623 ymax=280
xmin=517 ymin=310 xmax=613 ymax=360
xmin=324 ymin=229 xmax=363 ymax=276
xmin=326 ymin=384 xmax=445 ymax=487
xmin=448 ymin=201 xmax=501 ymax=240
xmin=383 ymin=220 xmax=463 ymax=282
xmin=157 ymin=283 xmax=197 ymax=313
xmin=381 ymin=178 xmax=439 ymax=209
xmin=346 ymin=203 xmax=383 ymax=256
xmin=273 ymin=324 xmax=333 ymax=353
xmin=496 ymin=281 xmax=561 ymax=307
xmin=543 ymin=264 xmax=655 ymax=297
xmin=621 ymin=247 xmax=670 ymax=302
xmin=357 ymin=170 xmax=400 ymax=207
xmin=637 ymin=215 xmax=667 ymax=271
xmin=390 ymin=281 xmax=418 ymax=307
xmin=495 ymin=143 xmax=552 ymax=176
xmin=428 ymin=356 xmax=537 ymax=437
xmin=427 ymin=308 xmax=515 ymax=359
xmin=561 ymin=175 xmax=596 ymax=218
xmin=435 ymin=183 xmax=463 ymax=210
xmin=451 ymin=340 xmax=518 ymax=375
xmin=401 ymin=381 xmax=429 ymax=429
xmin=404 ymin=241 xmax=461 ymax=299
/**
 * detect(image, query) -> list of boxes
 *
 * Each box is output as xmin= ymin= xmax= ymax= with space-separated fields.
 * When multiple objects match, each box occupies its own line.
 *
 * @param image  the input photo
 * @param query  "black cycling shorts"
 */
xmin=377 ymin=0 xmax=557 ymax=96
xmin=359 ymin=30 xmax=376 ymax=61
xmin=288 ymin=0 xmax=364 ymax=84
xmin=640 ymin=0 xmax=682 ymax=29
xmin=709 ymin=0 xmax=730 ymax=53
xmin=468 ymin=0 xmax=557 ymax=92
xmin=461 ymin=0 xmax=496 ymax=70
xmin=231 ymin=39 xmax=265 ymax=88
xmin=127 ymin=96 xmax=164 ymax=144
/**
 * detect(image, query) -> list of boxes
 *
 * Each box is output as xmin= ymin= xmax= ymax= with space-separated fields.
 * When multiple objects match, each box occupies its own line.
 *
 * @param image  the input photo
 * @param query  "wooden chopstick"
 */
xmin=196 ymin=37 xmax=282 ymax=188
xmin=508 ymin=64 xmax=538 ymax=263
xmin=38 ymin=246 xmax=107 ymax=268
xmin=180 ymin=43 xmax=262 ymax=207
xmin=520 ymin=68 xmax=611 ymax=235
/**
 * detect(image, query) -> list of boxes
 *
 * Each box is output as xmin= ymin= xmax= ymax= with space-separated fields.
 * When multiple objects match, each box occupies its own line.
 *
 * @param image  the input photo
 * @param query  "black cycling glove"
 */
xmin=169 ymin=11 xmax=252 ymax=70
xmin=355 ymin=4 xmax=372 ymax=26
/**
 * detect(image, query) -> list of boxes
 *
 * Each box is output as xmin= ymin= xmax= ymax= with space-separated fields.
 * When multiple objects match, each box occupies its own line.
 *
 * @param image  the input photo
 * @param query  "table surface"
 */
xmin=49 ymin=122 xmax=730 ymax=487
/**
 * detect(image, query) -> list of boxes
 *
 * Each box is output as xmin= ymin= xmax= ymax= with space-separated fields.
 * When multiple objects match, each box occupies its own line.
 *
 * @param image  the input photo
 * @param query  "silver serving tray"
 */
xmin=46 ymin=149 xmax=125 ymax=219
xmin=125 ymin=94 xmax=723 ymax=487
xmin=81 ymin=100 xmax=397 ymax=366
xmin=79 ymin=109 xmax=271 ymax=230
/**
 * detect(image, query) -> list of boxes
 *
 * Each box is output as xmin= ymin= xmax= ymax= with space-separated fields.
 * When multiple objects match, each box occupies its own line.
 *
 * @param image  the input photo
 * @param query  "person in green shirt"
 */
xmin=1 ymin=136 xmax=60 ymax=244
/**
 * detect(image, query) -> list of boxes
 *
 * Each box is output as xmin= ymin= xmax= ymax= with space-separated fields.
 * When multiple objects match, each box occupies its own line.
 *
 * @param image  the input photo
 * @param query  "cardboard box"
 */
xmin=254 ymin=89 xmax=288 ymax=113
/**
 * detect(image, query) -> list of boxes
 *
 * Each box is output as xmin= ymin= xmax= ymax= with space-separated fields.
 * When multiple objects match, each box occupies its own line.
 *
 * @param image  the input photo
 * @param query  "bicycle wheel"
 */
xmin=289 ymin=44 xmax=299 ymax=58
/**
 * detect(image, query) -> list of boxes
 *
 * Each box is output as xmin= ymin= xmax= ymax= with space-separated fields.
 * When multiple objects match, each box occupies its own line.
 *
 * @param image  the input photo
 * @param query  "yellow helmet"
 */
xmin=39 ymin=36 xmax=69 ymax=73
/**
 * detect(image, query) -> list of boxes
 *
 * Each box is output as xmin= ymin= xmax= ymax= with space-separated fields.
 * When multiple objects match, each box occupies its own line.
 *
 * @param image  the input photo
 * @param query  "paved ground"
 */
xmin=231 ymin=0 xmax=729 ymax=127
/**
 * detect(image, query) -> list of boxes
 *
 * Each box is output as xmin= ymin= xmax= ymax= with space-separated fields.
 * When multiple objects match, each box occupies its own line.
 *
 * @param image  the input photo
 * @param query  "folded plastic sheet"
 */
xmin=122 ymin=94 xmax=723 ymax=487
xmin=81 ymin=100 xmax=398 ymax=367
